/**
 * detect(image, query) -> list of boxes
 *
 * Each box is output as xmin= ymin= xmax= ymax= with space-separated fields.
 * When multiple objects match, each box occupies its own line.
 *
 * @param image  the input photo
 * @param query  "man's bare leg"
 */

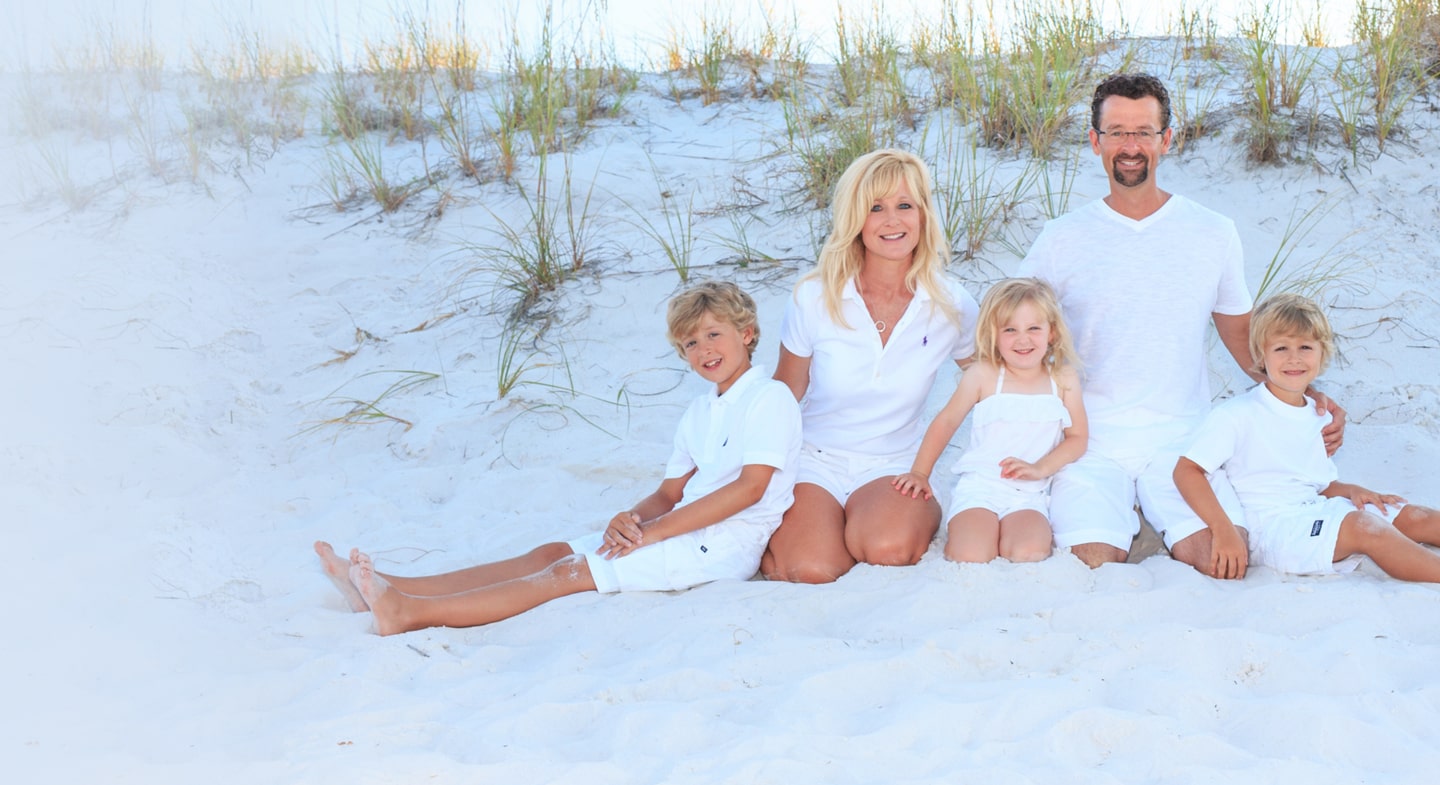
xmin=1170 ymin=527 xmax=1250 ymax=578
xmin=1068 ymin=542 xmax=1127 ymax=568
xmin=314 ymin=541 xmax=369 ymax=612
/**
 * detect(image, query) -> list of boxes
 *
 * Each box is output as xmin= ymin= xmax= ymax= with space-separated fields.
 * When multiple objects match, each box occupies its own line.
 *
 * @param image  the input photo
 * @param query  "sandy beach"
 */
xmin=5 ymin=8 xmax=1440 ymax=782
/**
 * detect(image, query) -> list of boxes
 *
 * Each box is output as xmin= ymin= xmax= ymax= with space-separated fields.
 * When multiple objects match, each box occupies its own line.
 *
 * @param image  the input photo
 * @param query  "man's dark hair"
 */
xmin=1090 ymin=73 xmax=1171 ymax=131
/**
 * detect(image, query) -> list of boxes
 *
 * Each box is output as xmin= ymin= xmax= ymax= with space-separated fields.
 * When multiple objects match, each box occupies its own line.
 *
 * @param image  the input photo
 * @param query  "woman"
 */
xmin=762 ymin=149 xmax=979 ymax=583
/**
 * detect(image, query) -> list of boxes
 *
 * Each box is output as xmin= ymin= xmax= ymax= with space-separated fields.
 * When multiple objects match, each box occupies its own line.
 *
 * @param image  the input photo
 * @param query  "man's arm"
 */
xmin=1212 ymin=311 xmax=1262 ymax=384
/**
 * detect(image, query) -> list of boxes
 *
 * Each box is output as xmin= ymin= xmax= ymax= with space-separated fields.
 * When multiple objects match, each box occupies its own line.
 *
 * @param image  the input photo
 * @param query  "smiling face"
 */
xmin=859 ymin=187 xmax=923 ymax=266
xmin=1091 ymin=95 xmax=1172 ymax=189
xmin=1259 ymin=332 xmax=1324 ymax=406
xmin=680 ymin=311 xmax=754 ymax=395
xmin=996 ymin=300 xmax=1053 ymax=373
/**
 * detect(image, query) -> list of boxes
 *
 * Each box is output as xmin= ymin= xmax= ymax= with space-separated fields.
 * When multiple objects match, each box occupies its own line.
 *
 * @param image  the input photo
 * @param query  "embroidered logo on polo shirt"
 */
xmin=1310 ymin=520 xmax=1324 ymax=537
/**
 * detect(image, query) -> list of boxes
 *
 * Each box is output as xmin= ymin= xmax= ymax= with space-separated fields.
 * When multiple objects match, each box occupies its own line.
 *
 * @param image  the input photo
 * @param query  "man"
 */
xmin=1019 ymin=73 xmax=1345 ymax=573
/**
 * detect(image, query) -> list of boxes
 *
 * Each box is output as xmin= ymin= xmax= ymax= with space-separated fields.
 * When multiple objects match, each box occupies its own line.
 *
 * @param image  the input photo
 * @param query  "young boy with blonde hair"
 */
xmin=315 ymin=281 xmax=802 ymax=634
xmin=1174 ymin=293 xmax=1440 ymax=581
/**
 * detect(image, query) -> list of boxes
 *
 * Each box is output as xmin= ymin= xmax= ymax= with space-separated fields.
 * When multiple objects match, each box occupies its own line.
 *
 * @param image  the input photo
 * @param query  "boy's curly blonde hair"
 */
xmin=666 ymin=281 xmax=760 ymax=358
xmin=1249 ymin=293 xmax=1335 ymax=374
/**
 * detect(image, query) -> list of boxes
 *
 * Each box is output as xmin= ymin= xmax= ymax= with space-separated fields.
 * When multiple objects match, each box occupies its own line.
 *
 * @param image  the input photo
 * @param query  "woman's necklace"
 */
xmin=855 ymin=276 xmax=907 ymax=334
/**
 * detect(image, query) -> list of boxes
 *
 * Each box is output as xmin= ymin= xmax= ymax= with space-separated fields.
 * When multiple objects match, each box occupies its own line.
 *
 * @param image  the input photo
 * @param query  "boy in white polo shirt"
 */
xmin=1174 ymin=293 xmax=1440 ymax=582
xmin=316 ymin=281 xmax=803 ymax=635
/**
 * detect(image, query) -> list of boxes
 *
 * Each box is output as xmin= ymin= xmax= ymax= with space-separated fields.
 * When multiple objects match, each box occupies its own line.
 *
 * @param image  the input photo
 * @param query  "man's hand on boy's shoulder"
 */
xmin=1312 ymin=389 xmax=1346 ymax=456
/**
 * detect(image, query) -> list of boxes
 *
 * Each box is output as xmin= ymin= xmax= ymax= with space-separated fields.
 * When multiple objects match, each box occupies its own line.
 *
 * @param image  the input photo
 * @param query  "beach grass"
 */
xmin=11 ymin=0 xmax=1438 ymax=351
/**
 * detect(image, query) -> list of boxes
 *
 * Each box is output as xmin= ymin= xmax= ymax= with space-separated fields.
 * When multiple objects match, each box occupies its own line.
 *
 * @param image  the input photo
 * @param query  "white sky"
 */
xmin=0 ymin=0 xmax=1358 ymax=71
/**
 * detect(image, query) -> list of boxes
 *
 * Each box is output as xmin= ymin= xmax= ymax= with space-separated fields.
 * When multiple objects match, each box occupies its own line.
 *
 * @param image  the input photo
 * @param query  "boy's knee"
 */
xmin=533 ymin=541 xmax=575 ymax=563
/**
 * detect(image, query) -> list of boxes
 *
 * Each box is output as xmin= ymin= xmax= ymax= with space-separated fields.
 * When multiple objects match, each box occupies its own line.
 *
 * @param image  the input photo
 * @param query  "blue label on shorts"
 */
xmin=1310 ymin=520 xmax=1324 ymax=537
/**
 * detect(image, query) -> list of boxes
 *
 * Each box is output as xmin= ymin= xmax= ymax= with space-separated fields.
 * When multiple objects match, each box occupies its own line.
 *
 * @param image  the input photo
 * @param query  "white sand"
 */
xmin=5 ymin=38 xmax=1440 ymax=783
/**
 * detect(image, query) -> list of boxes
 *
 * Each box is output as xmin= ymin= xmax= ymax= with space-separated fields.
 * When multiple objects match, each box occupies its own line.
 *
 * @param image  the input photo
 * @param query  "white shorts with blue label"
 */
xmin=568 ymin=518 xmax=770 ymax=594
xmin=1248 ymin=498 xmax=1401 ymax=575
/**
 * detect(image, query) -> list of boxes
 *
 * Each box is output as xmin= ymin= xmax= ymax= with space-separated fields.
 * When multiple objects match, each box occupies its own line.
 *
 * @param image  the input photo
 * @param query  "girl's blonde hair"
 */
xmin=974 ymin=278 xmax=1078 ymax=375
xmin=1249 ymin=292 xmax=1335 ymax=374
xmin=666 ymin=280 xmax=760 ymax=358
xmin=801 ymin=148 xmax=959 ymax=329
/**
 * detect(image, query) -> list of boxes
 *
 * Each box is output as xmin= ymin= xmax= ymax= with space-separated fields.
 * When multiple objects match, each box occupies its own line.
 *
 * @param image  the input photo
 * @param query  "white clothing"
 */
xmin=570 ymin=365 xmax=802 ymax=593
xmin=945 ymin=474 xmax=1049 ymax=524
xmin=1183 ymin=384 xmax=1337 ymax=514
xmin=664 ymin=365 xmax=803 ymax=526
xmin=794 ymin=444 xmax=911 ymax=507
xmin=945 ymin=367 xmax=1070 ymax=523
xmin=571 ymin=523 xmax=768 ymax=594
xmin=1247 ymin=497 xmax=1391 ymax=576
xmin=1020 ymin=195 xmax=1252 ymax=547
xmin=1183 ymin=384 xmax=1358 ymax=575
xmin=951 ymin=368 xmax=1071 ymax=494
xmin=780 ymin=275 xmax=979 ymax=457
xmin=1020 ymin=195 xmax=1251 ymax=447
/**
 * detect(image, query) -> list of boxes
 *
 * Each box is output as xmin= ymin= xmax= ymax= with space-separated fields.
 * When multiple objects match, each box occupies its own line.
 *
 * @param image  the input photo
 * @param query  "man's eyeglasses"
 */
xmin=1094 ymin=129 xmax=1164 ymax=144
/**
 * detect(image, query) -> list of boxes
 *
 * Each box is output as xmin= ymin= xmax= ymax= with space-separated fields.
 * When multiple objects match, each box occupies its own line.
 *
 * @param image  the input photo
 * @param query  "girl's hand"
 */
xmin=998 ymin=457 xmax=1045 ymax=482
xmin=597 ymin=511 xmax=646 ymax=560
xmin=891 ymin=472 xmax=933 ymax=500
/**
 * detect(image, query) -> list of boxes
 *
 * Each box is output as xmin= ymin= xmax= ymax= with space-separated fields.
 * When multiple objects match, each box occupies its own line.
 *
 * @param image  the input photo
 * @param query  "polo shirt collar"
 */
xmin=714 ymin=364 xmax=766 ymax=402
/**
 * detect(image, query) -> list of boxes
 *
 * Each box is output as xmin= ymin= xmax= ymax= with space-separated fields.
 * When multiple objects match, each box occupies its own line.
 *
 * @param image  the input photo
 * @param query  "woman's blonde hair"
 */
xmin=666 ymin=280 xmax=760 ymax=358
xmin=802 ymin=149 xmax=959 ymax=329
xmin=974 ymin=278 xmax=1078 ymax=375
xmin=1249 ymin=292 xmax=1335 ymax=374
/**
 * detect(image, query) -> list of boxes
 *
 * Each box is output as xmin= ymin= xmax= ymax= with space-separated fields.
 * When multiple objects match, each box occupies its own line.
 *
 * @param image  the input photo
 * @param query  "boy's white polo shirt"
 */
xmin=780 ymin=276 xmax=978 ymax=457
xmin=664 ymin=364 xmax=802 ymax=529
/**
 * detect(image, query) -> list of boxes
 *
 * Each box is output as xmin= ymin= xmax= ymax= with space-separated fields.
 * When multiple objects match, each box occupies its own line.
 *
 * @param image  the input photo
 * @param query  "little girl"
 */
xmin=892 ymin=278 xmax=1087 ymax=563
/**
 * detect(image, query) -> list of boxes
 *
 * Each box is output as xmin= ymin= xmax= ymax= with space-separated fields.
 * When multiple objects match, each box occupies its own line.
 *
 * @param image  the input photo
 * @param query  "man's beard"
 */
xmin=1111 ymin=154 xmax=1150 ymax=187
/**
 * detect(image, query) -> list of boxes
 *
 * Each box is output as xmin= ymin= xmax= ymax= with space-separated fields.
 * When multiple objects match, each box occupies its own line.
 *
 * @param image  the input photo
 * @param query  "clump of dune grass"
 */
xmin=462 ymin=149 xmax=602 ymax=322
xmin=301 ymin=369 xmax=441 ymax=437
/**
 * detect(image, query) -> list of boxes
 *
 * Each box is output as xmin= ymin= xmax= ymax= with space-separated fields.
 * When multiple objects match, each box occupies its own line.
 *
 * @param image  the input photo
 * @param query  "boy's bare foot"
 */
xmin=314 ymin=541 xmax=369 ymax=612
xmin=350 ymin=551 xmax=407 ymax=636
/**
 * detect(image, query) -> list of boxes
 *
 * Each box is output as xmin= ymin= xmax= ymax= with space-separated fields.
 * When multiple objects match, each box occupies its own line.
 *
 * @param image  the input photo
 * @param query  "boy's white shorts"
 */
xmin=795 ymin=443 xmax=911 ymax=507
xmin=944 ymin=473 xmax=1049 ymax=524
xmin=568 ymin=519 xmax=771 ymax=594
xmin=1249 ymin=498 xmax=1401 ymax=575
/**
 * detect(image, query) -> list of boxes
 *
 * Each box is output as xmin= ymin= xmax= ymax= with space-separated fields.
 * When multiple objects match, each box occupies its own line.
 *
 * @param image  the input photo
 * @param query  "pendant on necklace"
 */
xmin=874 ymin=320 xmax=886 ymax=333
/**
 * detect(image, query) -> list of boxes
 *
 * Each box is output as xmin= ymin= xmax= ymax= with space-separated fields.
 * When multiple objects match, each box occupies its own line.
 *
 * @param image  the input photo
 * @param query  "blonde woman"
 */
xmin=761 ymin=149 xmax=980 ymax=583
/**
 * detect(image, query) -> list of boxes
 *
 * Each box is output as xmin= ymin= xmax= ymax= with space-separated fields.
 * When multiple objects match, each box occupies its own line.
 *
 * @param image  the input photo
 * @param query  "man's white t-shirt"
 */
xmin=780 ymin=275 xmax=979 ymax=457
xmin=1020 ymin=195 xmax=1251 ymax=452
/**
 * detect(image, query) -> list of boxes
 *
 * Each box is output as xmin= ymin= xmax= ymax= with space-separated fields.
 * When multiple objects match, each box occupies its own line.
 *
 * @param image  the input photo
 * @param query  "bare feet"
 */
xmin=314 ymin=541 xmax=369 ymax=612
xmin=349 ymin=550 xmax=407 ymax=636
